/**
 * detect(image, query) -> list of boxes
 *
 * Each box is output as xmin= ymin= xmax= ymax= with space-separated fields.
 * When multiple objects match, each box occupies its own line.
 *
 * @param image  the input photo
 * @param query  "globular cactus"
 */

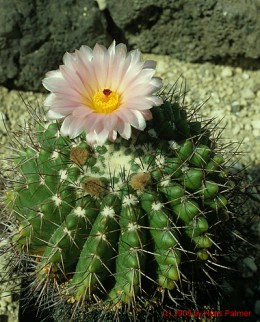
xmin=2 ymin=87 xmax=236 ymax=321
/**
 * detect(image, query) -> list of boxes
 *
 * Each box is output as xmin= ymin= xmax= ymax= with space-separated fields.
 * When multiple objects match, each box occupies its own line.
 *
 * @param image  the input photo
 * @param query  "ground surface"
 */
xmin=0 ymin=54 xmax=259 ymax=321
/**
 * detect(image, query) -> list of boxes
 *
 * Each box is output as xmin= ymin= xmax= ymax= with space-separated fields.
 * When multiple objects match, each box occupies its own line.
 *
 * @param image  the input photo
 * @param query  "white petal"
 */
xmin=108 ymin=130 xmax=117 ymax=142
xmin=146 ymin=95 xmax=163 ymax=106
xmin=60 ymin=116 xmax=74 ymax=136
xmin=116 ymin=109 xmax=144 ymax=130
xmin=44 ymin=93 xmax=56 ymax=107
xmin=63 ymin=51 xmax=77 ymax=70
xmin=118 ymin=122 xmax=131 ymax=139
xmin=47 ymin=110 xmax=64 ymax=120
xmin=131 ymin=110 xmax=146 ymax=130
xmin=108 ymin=40 xmax=116 ymax=55
xmin=150 ymin=77 xmax=163 ymax=90
xmin=44 ymin=69 xmax=63 ymax=79
xmin=143 ymin=60 xmax=156 ymax=69
xmin=78 ymin=45 xmax=93 ymax=61
xmin=67 ymin=117 xmax=87 ymax=139
xmin=95 ymin=128 xmax=109 ymax=145
xmin=86 ymin=131 xmax=96 ymax=145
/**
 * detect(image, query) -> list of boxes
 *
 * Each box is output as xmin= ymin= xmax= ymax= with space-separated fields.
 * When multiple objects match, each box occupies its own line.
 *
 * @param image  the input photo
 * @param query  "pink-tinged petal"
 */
xmin=42 ymin=76 xmax=72 ymax=94
xmin=108 ymin=130 xmax=117 ymax=142
xmin=120 ymin=97 xmax=156 ymax=110
xmin=61 ymin=115 xmax=89 ymax=139
xmin=60 ymin=65 xmax=86 ymax=94
xmin=86 ymin=131 xmax=96 ymax=145
xmin=67 ymin=117 xmax=88 ymax=139
xmin=78 ymin=45 xmax=93 ymax=61
xmin=107 ymin=44 xmax=128 ymax=89
xmin=102 ymin=114 xmax=119 ymax=132
xmin=48 ymin=95 xmax=84 ymax=108
xmin=92 ymin=43 xmax=110 ymax=89
xmin=140 ymin=109 xmax=153 ymax=120
xmin=95 ymin=128 xmax=110 ymax=145
xmin=117 ymin=121 xmax=131 ymax=139
xmin=83 ymin=113 xmax=102 ymax=131
xmin=62 ymin=52 xmax=77 ymax=70
xmin=72 ymin=106 xmax=93 ymax=117
xmin=116 ymin=109 xmax=145 ymax=130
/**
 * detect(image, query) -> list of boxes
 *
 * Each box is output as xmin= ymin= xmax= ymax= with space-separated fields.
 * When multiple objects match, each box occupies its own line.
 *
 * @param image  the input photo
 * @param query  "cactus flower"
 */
xmin=42 ymin=41 xmax=163 ymax=145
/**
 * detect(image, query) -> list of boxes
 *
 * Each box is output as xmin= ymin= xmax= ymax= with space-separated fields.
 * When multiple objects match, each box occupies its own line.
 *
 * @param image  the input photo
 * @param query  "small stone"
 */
xmin=244 ymin=123 xmax=252 ymax=131
xmin=241 ymin=88 xmax=255 ymax=99
xmin=239 ymin=257 xmax=257 ymax=278
xmin=242 ymin=72 xmax=250 ymax=80
xmin=96 ymin=0 xmax=107 ymax=10
xmin=231 ymin=101 xmax=241 ymax=113
xmin=255 ymin=300 xmax=260 ymax=315
xmin=232 ymin=124 xmax=241 ymax=135
xmin=251 ymin=120 xmax=260 ymax=130
xmin=251 ymin=221 xmax=260 ymax=236
xmin=253 ymin=129 xmax=260 ymax=137
xmin=221 ymin=67 xmax=233 ymax=77
xmin=0 ymin=112 xmax=6 ymax=131
xmin=252 ymin=83 xmax=260 ymax=93
xmin=156 ymin=60 xmax=167 ymax=75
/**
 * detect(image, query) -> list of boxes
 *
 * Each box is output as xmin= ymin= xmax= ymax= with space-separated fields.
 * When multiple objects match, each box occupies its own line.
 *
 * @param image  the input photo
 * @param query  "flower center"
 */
xmin=92 ymin=89 xmax=119 ymax=114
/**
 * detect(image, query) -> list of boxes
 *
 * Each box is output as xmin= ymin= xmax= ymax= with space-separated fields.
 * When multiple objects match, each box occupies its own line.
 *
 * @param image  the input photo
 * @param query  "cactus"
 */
xmin=2 ymin=85 xmax=238 ymax=322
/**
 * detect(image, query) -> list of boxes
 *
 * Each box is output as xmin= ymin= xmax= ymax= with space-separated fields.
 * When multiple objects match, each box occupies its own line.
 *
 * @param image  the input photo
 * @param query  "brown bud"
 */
xmin=82 ymin=177 xmax=105 ymax=196
xmin=70 ymin=147 xmax=89 ymax=166
xmin=130 ymin=172 xmax=151 ymax=191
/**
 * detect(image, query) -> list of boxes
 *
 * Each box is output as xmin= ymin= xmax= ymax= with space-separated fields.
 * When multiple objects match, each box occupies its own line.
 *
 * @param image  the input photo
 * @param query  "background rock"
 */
xmin=107 ymin=0 xmax=260 ymax=64
xmin=0 ymin=0 xmax=111 ymax=91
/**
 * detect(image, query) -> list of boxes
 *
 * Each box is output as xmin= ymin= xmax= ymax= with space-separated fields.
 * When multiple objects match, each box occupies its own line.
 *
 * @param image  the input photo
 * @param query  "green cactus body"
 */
xmin=141 ymin=191 xmax=180 ymax=290
xmin=109 ymin=194 xmax=146 ymax=303
xmin=5 ymin=98 xmax=233 ymax=319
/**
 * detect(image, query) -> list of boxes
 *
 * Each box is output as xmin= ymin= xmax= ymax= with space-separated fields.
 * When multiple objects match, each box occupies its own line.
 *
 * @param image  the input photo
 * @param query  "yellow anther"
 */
xmin=92 ymin=88 xmax=119 ymax=113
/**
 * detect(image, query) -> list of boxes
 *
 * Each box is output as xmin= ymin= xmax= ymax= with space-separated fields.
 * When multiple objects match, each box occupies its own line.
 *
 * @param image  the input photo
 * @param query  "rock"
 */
xmin=252 ymin=83 xmax=260 ymax=93
xmin=221 ymin=67 xmax=233 ymax=78
xmin=239 ymin=257 xmax=258 ymax=278
xmin=251 ymin=120 xmax=260 ymax=130
xmin=251 ymin=221 xmax=260 ymax=236
xmin=0 ymin=112 xmax=6 ymax=132
xmin=107 ymin=0 xmax=260 ymax=64
xmin=242 ymin=88 xmax=256 ymax=99
xmin=0 ymin=0 xmax=112 ymax=91
xmin=96 ymin=0 xmax=107 ymax=10
xmin=231 ymin=101 xmax=241 ymax=113
xmin=255 ymin=300 xmax=260 ymax=316
xmin=242 ymin=72 xmax=250 ymax=80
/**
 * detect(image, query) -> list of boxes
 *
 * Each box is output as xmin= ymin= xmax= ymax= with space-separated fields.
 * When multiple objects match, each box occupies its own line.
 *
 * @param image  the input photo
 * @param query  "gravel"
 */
xmin=0 ymin=54 xmax=259 ymax=321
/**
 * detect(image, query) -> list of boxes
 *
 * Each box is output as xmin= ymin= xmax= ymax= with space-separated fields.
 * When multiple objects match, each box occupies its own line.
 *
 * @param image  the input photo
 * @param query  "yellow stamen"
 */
xmin=92 ymin=88 xmax=119 ymax=113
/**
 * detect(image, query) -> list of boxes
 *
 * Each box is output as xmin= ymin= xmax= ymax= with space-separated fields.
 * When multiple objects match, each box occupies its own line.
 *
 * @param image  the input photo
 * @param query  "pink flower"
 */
xmin=42 ymin=41 xmax=163 ymax=145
